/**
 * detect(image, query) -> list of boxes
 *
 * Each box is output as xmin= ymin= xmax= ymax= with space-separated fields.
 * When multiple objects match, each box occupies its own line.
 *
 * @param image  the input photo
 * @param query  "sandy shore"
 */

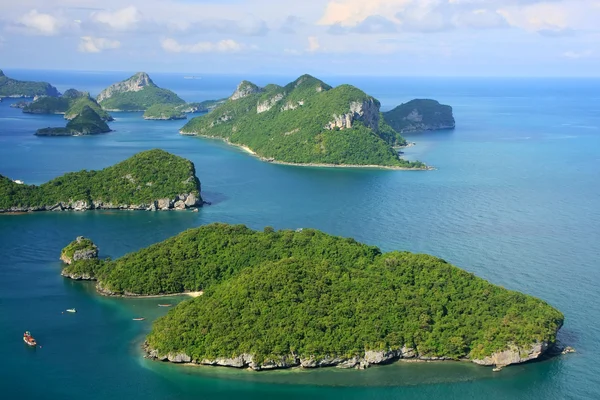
xmin=181 ymin=132 xmax=431 ymax=171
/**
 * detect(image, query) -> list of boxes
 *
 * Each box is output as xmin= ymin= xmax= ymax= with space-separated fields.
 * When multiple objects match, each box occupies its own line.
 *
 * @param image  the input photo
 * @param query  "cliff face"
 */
xmin=383 ymin=99 xmax=455 ymax=133
xmin=324 ymin=99 xmax=380 ymax=131
xmin=97 ymin=72 xmax=153 ymax=103
xmin=230 ymin=81 xmax=263 ymax=101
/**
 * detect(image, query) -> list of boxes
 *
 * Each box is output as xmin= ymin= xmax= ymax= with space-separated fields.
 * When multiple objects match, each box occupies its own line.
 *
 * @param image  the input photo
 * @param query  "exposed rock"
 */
xmin=324 ymin=99 xmax=380 ymax=131
xmin=472 ymin=342 xmax=550 ymax=367
xmin=257 ymin=93 xmax=284 ymax=113
xmin=168 ymin=353 xmax=192 ymax=363
xmin=97 ymin=72 xmax=152 ymax=103
xmin=230 ymin=81 xmax=263 ymax=101
xmin=60 ymin=236 xmax=99 ymax=265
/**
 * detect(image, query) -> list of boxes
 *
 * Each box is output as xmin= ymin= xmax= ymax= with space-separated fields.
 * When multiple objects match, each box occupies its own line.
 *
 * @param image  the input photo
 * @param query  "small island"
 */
xmin=180 ymin=75 xmax=436 ymax=169
xmin=60 ymin=237 xmax=100 ymax=280
xmin=383 ymin=99 xmax=455 ymax=133
xmin=0 ymin=149 xmax=203 ymax=212
xmin=23 ymin=89 xmax=113 ymax=121
xmin=97 ymin=72 xmax=186 ymax=111
xmin=60 ymin=223 xmax=564 ymax=370
xmin=35 ymin=106 xmax=112 ymax=136
xmin=0 ymin=69 xmax=60 ymax=98
xmin=143 ymin=104 xmax=187 ymax=120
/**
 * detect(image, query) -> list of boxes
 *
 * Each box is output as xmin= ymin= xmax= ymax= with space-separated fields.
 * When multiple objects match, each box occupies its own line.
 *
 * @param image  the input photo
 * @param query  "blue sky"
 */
xmin=1 ymin=0 xmax=599 ymax=76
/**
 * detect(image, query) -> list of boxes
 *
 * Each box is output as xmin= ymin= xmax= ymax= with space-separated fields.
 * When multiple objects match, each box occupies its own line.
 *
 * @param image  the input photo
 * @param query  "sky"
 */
xmin=1 ymin=0 xmax=599 ymax=76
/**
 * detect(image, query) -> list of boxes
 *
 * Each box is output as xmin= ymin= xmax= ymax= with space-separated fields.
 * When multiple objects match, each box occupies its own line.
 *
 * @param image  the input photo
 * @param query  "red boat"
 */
xmin=23 ymin=331 xmax=37 ymax=347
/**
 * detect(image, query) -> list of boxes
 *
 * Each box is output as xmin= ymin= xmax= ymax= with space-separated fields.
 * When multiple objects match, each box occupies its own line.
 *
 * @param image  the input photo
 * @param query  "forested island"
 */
xmin=23 ymin=89 xmax=113 ymax=121
xmin=0 ymin=149 xmax=203 ymax=212
xmin=60 ymin=223 xmax=563 ymax=370
xmin=143 ymin=104 xmax=187 ymax=120
xmin=0 ymin=69 xmax=60 ymax=98
xmin=383 ymin=99 xmax=455 ymax=133
xmin=180 ymin=75 xmax=428 ymax=169
xmin=97 ymin=72 xmax=186 ymax=111
xmin=35 ymin=106 xmax=112 ymax=136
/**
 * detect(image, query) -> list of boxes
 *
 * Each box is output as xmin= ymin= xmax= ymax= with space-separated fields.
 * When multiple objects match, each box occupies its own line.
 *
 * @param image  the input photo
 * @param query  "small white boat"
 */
xmin=158 ymin=304 xmax=172 ymax=307
xmin=493 ymin=366 xmax=503 ymax=372
xmin=133 ymin=317 xmax=145 ymax=321
xmin=66 ymin=308 xmax=77 ymax=313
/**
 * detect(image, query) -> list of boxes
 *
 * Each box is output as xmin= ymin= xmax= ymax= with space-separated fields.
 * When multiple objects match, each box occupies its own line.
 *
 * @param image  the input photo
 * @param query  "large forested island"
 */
xmin=0 ymin=69 xmax=60 ymax=98
xmin=0 ymin=149 xmax=203 ymax=212
xmin=180 ymin=75 xmax=429 ymax=169
xmin=97 ymin=72 xmax=186 ymax=111
xmin=383 ymin=99 xmax=455 ymax=133
xmin=61 ymin=223 xmax=563 ymax=370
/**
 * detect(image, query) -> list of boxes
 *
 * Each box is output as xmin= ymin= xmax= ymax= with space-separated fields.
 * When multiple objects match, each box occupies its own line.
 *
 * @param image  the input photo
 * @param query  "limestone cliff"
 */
xmin=97 ymin=72 xmax=152 ymax=103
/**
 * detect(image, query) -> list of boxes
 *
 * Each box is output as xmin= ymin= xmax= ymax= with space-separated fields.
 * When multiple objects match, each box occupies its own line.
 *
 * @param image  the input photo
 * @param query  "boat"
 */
xmin=492 ymin=366 xmax=503 ymax=372
xmin=66 ymin=308 xmax=77 ymax=313
xmin=158 ymin=304 xmax=172 ymax=307
xmin=132 ymin=317 xmax=145 ymax=321
xmin=23 ymin=331 xmax=37 ymax=347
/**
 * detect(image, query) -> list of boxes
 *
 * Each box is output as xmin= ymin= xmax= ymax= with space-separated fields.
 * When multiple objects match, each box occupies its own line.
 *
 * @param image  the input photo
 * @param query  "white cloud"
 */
xmin=307 ymin=36 xmax=321 ymax=52
xmin=78 ymin=36 xmax=121 ymax=53
xmin=161 ymin=38 xmax=243 ymax=53
xmin=18 ymin=9 xmax=61 ymax=36
xmin=91 ymin=6 xmax=142 ymax=30
xmin=562 ymin=50 xmax=593 ymax=59
xmin=454 ymin=9 xmax=507 ymax=29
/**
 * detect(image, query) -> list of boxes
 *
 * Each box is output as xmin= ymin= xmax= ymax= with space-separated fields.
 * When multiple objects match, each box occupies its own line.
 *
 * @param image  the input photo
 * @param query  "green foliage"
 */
xmin=383 ymin=99 xmax=455 ymax=133
xmin=181 ymin=75 xmax=424 ymax=168
xmin=62 ymin=259 xmax=104 ymax=279
xmin=66 ymin=96 xmax=113 ymax=121
xmin=99 ymin=86 xmax=185 ymax=111
xmin=65 ymin=106 xmax=111 ymax=134
xmin=141 ymin=224 xmax=563 ymax=363
xmin=143 ymin=104 xmax=187 ymax=120
xmin=182 ymin=99 xmax=226 ymax=113
xmin=0 ymin=149 xmax=201 ymax=209
xmin=0 ymin=70 xmax=60 ymax=97
xmin=23 ymin=97 xmax=71 ymax=114
xmin=61 ymin=237 xmax=97 ymax=261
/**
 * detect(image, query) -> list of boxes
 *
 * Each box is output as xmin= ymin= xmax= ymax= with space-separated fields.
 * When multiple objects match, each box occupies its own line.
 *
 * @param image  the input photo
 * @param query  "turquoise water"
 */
xmin=1 ymin=71 xmax=599 ymax=399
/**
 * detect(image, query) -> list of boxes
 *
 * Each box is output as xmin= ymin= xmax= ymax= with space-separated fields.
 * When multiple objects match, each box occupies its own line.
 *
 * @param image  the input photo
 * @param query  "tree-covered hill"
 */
xmin=0 ymin=149 xmax=202 ymax=212
xmin=180 ymin=75 xmax=425 ymax=169
xmin=23 ymin=91 xmax=113 ymax=121
xmin=143 ymin=104 xmax=187 ymax=120
xmin=0 ymin=69 xmax=60 ymax=97
xmin=58 ymin=223 xmax=563 ymax=369
xmin=383 ymin=99 xmax=455 ymax=133
xmin=97 ymin=72 xmax=185 ymax=111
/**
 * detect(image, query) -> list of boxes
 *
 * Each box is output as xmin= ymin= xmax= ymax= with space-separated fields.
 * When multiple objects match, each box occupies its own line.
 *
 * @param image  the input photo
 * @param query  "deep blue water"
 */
xmin=1 ymin=71 xmax=599 ymax=399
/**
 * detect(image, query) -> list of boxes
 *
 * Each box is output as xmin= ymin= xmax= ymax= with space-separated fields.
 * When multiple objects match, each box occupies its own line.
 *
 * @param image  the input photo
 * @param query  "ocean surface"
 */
xmin=1 ymin=70 xmax=599 ymax=399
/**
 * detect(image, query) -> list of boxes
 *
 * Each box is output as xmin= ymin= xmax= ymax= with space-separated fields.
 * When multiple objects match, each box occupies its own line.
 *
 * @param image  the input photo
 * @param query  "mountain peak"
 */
xmin=230 ymin=80 xmax=263 ymax=101
xmin=0 ymin=69 xmax=4 ymax=77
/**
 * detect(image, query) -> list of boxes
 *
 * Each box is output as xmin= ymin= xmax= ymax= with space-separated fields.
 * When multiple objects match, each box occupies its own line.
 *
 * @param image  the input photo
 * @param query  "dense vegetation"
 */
xmin=23 ymin=91 xmax=113 ymax=121
xmin=92 ymin=223 xmax=563 ymax=363
xmin=36 ymin=106 xmax=111 ymax=136
xmin=0 ymin=69 xmax=60 ymax=97
xmin=0 ymin=149 xmax=201 ymax=209
xmin=61 ymin=237 xmax=97 ymax=262
xmin=97 ymin=72 xmax=185 ymax=111
xmin=181 ymin=75 xmax=424 ymax=168
xmin=183 ymin=99 xmax=226 ymax=113
xmin=383 ymin=99 xmax=455 ymax=133
xmin=143 ymin=104 xmax=187 ymax=120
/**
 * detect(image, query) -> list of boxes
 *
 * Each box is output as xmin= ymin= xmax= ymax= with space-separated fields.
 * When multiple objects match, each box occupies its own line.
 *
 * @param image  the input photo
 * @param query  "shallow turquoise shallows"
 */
xmin=1 ymin=71 xmax=599 ymax=399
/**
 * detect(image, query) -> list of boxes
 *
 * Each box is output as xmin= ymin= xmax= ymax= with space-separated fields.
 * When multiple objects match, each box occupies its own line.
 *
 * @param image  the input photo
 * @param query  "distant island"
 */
xmin=23 ymin=89 xmax=113 ymax=121
xmin=0 ymin=69 xmax=60 ymax=98
xmin=180 ymin=75 xmax=440 ymax=169
xmin=60 ymin=223 xmax=564 ymax=370
xmin=143 ymin=104 xmax=187 ymax=120
xmin=97 ymin=72 xmax=186 ymax=111
xmin=35 ymin=106 xmax=112 ymax=136
xmin=383 ymin=99 xmax=455 ymax=133
xmin=0 ymin=149 xmax=203 ymax=212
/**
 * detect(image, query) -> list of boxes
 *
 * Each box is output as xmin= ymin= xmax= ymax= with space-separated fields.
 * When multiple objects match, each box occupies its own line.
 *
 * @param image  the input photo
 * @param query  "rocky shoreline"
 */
xmin=181 ymin=132 xmax=431 ymax=171
xmin=0 ymin=192 xmax=204 ymax=214
xmin=143 ymin=340 xmax=557 ymax=371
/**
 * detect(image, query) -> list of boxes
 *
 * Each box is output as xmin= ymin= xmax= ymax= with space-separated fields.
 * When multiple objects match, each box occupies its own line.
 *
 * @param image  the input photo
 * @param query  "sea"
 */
xmin=0 ymin=70 xmax=599 ymax=399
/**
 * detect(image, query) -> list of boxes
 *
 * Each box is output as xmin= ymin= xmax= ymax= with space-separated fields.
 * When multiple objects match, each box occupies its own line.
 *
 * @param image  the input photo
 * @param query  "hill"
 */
xmin=24 ymin=92 xmax=113 ymax=121
xmin=383 ymin=99 xmax=455 ymax=133
xmin=0 ymin=149 xmax=203 ymax=212
xmin=59 ymin=223 xmax=563 ymax=369
xmin=143 ymin=104 xmax=187 ymax=120
xmin=0 ymin=69 xmax=60 ymax=98
xmin=180 ymin=75 xmax=426 ymax=169
xmin=97 ymin=72 xmax=186 ymax=111
xmin=35 ymin=106 xmax=111 ymax=136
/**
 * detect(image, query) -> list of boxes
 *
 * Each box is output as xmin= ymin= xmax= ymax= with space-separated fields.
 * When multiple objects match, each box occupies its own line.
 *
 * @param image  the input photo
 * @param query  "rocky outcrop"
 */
xmin=472 ymin=342 xmax=550 ymax=367
xmin=230 ymin=81 xmax=263 ymax=101
xmin=97 ymin=72 xmax=152 ymax=103
xmin=60 ymin=236 xmax=99 ymax=265
xmin=324 ymin=99 xmax=380 ymax=131
xmin=257 ymin=93 xmax=284 ymax=113
xmin=145 ymin=340 xmax=556 ymax=371
xmin=0 ymin=193 xmax=204 ymax=214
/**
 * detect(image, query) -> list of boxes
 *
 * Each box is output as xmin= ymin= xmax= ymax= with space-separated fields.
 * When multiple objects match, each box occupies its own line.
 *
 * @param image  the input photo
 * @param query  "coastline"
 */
xmin=181 ymin=132 xmax=432 ymax=171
